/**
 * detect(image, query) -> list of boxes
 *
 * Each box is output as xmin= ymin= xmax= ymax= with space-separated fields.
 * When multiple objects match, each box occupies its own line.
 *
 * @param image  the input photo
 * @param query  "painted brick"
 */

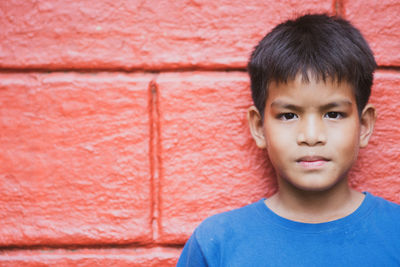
xmin=0 ymin=0 xmax=332 ymax=70
xmin=343 ymin=0 xmax=400 ymax=66
xmin=0 ymin=247 xmax=181 ymax=267
xmin=156 ymin=72 xmax=276 ymax=243
xmin=350 ymin=71 xmax=400 ymax=203
xmin=0 ymin=73 xmax=153 ymax=246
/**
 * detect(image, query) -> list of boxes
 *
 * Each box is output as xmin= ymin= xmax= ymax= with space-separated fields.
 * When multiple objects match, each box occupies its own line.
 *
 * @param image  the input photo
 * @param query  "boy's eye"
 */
xmin=278 ymin=113 xmax=298 ymax=121
xmin=324 ymin=112 xmax=344 ymax=119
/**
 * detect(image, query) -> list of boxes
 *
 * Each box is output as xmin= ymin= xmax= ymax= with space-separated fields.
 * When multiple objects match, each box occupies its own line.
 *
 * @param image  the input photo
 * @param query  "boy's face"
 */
xmin=248 ymin=75 xmax=376 ymax=192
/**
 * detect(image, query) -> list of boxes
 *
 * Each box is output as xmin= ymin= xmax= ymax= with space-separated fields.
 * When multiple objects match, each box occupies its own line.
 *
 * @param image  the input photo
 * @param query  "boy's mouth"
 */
xmin=296 ymin=156 xmax=330 ymax=168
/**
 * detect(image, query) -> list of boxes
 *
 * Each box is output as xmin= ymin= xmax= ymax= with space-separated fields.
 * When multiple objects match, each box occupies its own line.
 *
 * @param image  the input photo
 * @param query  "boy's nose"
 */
xmin=296 ymin=116 xmax=327 ymax=146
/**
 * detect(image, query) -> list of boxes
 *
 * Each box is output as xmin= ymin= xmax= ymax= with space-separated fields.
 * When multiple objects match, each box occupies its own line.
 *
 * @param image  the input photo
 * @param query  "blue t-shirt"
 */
xmin=177 ymin=192 xmax=400 ymax=266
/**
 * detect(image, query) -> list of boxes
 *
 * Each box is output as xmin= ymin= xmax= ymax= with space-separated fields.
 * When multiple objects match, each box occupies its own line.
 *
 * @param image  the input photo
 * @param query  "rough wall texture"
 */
xmin=0 ymin=0 xmax=399 ymax=266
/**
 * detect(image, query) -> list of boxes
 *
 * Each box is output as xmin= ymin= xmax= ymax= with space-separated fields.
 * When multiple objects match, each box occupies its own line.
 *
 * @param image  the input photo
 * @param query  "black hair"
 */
xmin=248 ymin=14 xmax=377 ymax=118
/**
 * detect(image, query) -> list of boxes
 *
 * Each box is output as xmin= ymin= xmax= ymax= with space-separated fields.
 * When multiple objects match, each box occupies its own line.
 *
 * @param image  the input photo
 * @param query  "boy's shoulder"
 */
xmin=198 ymin=199 xmax=265 ymax=228
xmin=194 ymin=199 xmax=266 ymax=241
xmin=368 ymin=193 xmax=400 ymax=220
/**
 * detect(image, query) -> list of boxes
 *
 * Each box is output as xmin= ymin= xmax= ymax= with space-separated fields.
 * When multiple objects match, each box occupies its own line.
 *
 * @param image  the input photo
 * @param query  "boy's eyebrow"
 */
xmin=321 ymin=100 xmax=353 ymax=109
xmin=270 ymin=101 xmax=302 ymax=111
xmin=270 ymin=100 xmax=353 ymax=110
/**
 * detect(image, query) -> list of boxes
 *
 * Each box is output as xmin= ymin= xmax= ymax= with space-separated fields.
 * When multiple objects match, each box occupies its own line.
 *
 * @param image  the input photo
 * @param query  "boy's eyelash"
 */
xmin=324 ymin=111 xmax=346 ymax=119
xmin=277 ymin=113 xmax=298 ymax=120
xmin=276 ymin=112 xmax=347 ymax=120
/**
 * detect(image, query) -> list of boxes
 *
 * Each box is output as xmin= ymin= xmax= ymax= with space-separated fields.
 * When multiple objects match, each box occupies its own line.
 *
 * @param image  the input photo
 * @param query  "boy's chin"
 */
xmin=281 ymin=175 xmax=349 ymax=194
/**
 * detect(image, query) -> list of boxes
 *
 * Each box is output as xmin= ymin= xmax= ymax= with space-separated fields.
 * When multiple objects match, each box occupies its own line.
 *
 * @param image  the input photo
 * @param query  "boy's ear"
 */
xmin=247 ymin=106 xmax=267 ymax=148
xmin=359 ymin=104 xmax=376 ymax=148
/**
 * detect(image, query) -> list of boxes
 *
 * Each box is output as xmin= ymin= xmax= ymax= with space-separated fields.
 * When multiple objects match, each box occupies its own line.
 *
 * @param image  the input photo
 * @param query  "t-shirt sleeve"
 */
xmin=176 ymin=232 xmax=208 ymax=267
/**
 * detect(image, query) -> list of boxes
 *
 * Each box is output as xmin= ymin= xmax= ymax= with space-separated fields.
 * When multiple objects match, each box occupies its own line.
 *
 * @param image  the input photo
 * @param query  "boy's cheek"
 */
xmin=264 ymin=125 xmax=295 ymax=147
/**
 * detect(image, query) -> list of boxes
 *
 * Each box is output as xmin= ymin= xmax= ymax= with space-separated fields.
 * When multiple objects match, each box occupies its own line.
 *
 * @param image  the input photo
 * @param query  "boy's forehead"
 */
xmin=267 ymin=74 xmax=356 ymax=103
xmin=269 ymin=73 xmax=354 ymax=93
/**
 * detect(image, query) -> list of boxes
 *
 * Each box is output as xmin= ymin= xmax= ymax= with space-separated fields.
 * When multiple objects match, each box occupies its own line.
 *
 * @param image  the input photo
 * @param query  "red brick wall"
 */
xmin=1 ymin=0 xmax=399 ymax=265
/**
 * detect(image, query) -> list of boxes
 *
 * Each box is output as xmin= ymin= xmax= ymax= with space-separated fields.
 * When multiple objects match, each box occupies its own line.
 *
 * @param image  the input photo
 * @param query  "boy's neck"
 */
xmin=265 ymin=179 xmax=365 ymax=223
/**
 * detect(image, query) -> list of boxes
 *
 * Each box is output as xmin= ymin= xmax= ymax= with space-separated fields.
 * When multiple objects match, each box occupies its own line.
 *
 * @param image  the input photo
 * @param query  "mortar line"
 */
xmin=0 ymin=67 xmax=247 ymax=73
xmin=0 ymin=66 xmax=399 ymax=74
xmin=148 ymin=80 xmax=154 ymax=240
xmin=148 ymin=80 xmax=159 ymax=242
xmin=0 ymin=243 xmax=184 ymax=251
xmin=154 ymin=80 xmax=163 ymax=242
xmin=334 ymin=0 xmax=344 ymax=17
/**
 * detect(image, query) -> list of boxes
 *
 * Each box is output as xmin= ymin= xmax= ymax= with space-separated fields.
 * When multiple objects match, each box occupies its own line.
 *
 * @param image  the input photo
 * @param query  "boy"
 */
xmin=177 ymin=14 xmax=400 ymax=266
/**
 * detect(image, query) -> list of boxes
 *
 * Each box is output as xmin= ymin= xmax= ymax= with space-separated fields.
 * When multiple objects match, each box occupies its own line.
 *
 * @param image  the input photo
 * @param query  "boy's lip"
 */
xmin=296 ymin=156 xmax=330 ymax=162
xmin=296 ymin=156 xmax=330 ymax=168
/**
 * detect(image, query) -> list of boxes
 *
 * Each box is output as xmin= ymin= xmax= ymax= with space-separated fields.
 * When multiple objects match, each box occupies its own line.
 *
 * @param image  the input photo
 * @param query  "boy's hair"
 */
xmin=248 ymin=14 xmax=377 ymax=118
